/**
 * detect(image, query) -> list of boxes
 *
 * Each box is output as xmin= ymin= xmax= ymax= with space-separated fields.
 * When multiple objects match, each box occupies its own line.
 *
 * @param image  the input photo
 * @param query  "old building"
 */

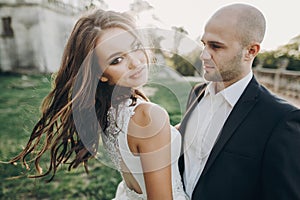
xmin=0 ymin=0 xmax=106 ymax=73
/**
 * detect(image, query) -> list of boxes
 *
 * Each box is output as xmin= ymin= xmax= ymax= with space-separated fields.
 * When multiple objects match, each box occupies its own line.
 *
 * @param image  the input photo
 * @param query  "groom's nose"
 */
xmin=200 ymin=48 xmax=211 ymax=60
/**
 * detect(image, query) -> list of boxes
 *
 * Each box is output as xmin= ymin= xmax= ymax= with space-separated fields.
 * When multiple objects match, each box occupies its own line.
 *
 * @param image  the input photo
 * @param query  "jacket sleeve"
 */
xmin=261 ymin=109 xmax=300 ymax=199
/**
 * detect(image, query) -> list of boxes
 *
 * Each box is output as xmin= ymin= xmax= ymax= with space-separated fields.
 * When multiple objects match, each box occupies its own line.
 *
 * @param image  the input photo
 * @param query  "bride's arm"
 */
xmin=128 ymin=102 xmax=173 ymax=200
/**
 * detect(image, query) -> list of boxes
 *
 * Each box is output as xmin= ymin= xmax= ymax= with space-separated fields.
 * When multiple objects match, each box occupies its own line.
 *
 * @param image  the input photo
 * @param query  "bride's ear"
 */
xmin=100 ymin=76 xmax=108 ymax=82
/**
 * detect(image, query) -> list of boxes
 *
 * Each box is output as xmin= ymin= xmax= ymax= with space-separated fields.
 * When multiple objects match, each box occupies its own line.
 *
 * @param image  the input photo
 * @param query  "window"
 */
xmin=2 ymin=17 xmax=14 ymax=37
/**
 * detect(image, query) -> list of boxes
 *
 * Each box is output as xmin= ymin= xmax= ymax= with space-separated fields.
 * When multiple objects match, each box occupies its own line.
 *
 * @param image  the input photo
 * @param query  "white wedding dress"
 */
xmin=101 ymin=98 xmax=189 ymax=200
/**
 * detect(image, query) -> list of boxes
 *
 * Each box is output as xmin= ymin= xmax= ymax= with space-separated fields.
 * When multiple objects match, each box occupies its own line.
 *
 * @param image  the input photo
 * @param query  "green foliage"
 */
xmin=171 ymin=54 xmax=195 ymax=76
xmin=147 ymin=82 xmax=185 ymax=125
xmin=256 ymin=51 xmax=277 ymax=69
xmin=285 ymin=56 xmax=300 ymax=71
xmin=256 ymin=37 xmax=300 ymax=71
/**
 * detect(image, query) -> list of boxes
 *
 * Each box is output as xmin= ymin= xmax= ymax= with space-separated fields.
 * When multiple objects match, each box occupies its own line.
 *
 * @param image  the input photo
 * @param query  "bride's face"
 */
xmin=95 ymin=27 xmax=148 ymax=89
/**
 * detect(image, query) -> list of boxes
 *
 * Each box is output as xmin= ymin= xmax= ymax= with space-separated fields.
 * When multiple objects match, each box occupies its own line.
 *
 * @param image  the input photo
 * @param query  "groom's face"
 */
xmin=200 ymin=11 xmax=247 ymax=86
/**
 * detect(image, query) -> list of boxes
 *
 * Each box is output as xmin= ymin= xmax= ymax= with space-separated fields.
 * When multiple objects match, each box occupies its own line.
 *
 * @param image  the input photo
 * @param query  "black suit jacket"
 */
xmin=179 ymin=76 xmax=300 ymax=200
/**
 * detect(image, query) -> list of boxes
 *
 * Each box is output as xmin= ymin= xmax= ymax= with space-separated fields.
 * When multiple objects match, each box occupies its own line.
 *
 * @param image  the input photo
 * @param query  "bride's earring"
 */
xmin=100 ymin=76 xmax=108 ymax=82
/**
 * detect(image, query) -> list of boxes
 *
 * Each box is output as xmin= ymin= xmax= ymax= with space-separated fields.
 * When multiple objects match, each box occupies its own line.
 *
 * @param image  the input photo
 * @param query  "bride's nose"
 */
xmin=128 ymin=52 xmax=143 ymax=69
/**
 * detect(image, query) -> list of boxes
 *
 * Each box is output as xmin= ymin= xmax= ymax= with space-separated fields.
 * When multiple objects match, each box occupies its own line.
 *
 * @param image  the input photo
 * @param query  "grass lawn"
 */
xmin=0 ymin=73 xmax=196 ymax=199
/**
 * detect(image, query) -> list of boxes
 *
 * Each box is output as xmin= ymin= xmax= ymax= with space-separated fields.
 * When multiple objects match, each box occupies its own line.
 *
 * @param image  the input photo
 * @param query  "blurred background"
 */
xmin=0 ymin=0 xmax=299 ymax=199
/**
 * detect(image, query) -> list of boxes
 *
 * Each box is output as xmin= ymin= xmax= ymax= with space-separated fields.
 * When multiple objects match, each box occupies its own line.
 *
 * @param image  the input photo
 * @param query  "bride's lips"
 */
xmin=129 ymin=67 xmax=145 ymax=79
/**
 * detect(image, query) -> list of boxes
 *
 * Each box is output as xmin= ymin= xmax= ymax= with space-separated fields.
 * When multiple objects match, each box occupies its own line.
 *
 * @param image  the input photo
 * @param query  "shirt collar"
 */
xmin=204 ymin=71 xmax=253 ymax=107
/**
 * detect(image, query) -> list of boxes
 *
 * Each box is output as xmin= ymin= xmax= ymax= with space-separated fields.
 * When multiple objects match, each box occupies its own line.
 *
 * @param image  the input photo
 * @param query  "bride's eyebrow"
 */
xmin=106 ymin=52 xmax=123 ymax=62
xmin=105 ymin=38 xmax=139 ymax=63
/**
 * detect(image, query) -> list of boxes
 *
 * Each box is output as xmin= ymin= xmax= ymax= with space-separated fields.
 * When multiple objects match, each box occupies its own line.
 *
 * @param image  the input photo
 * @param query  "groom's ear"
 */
xmin=245 ymin=43 xmax=260 ymax=61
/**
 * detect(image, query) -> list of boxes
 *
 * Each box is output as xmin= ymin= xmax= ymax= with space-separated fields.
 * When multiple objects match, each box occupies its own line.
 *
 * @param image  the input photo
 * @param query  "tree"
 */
xmin=84 ymin=0 xmax=108 ymax=10
xmin=256 ymin=34 xmax=300 ymax=71
xmin=169 ymin=26 xmax=196 ymax=76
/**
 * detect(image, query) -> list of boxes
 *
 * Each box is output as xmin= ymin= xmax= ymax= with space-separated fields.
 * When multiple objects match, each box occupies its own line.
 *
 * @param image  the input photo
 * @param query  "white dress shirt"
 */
xmin=183 ymin=71 xmax=253 ymax=198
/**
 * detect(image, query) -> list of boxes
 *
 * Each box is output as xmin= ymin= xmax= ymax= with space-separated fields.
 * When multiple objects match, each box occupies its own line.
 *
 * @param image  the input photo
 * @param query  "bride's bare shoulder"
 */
xmin=128 ymin=102 xmax=170 ymax=139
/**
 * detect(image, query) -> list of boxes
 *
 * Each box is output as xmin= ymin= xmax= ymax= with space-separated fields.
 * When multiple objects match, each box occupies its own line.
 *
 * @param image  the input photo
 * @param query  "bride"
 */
xmin=10 ymin=9 xmax=188 ymax=200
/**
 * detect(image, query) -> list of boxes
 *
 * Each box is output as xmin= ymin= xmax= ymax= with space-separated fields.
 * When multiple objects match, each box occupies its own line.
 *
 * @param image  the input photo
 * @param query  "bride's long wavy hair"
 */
xmin=10 ymin=9 xmax=149 ymax=182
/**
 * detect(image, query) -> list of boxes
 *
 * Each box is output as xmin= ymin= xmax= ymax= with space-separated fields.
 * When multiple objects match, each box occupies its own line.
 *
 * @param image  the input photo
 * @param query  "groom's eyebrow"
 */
xmin=208 ymin=40 xmax=223 ymax=44
xmin=207 ymin=41 xmax=225 ymax=47
xmin=201 ymin=39 xmax=223 ymax=46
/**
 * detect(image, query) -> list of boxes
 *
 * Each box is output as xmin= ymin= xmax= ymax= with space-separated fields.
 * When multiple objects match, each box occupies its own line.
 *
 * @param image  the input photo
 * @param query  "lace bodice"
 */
xmin=101 ymin=98 xmax=188 ymax=200
xmin=101 ymin=99 xmax=135 ymax=172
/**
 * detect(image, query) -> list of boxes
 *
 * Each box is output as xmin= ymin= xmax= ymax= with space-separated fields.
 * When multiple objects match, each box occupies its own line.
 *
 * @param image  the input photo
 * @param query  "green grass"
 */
xmin=147 ymin=82 xmax=189 ymax=125
xmin=0 ymin=73 xmax=196 ymax=199
xmin=0 ymin=74 xmax=121 ymax=200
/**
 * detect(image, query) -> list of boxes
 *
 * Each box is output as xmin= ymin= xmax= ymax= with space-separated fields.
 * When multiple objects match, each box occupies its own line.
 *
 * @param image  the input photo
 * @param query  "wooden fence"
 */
xmin=253 ymin=67 xmax=300 ymax=99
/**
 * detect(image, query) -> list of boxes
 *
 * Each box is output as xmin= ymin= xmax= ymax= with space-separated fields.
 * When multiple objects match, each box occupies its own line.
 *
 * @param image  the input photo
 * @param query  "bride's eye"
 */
xmin=110 ymin=57 xmax=123 ymax=65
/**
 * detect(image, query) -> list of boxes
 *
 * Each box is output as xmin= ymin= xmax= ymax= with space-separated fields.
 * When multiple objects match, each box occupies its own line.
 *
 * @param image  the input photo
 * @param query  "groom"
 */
xmin=178 ymin=3 xmax=300 ymax=200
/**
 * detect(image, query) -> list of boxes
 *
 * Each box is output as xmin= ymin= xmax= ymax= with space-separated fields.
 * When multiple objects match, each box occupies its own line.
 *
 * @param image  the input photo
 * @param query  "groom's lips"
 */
xmin=203 ymin=65 xmax=215 ymax=70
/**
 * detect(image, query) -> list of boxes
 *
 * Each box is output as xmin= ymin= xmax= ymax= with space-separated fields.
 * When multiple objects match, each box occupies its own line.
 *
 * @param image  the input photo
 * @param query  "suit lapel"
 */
xmin=179 ymin=84 xmax=207 ymax=138
xmin=201 ymin=77 xmax=260 ymax=176
xmin=179 ymin=84 xmax=207 ymax=176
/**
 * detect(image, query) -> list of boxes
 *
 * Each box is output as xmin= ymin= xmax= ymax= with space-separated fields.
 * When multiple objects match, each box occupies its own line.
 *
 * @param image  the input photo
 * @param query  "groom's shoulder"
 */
xmin=194 ymin=82 xmax=207 ymax=90
xmin=185 ymin=82 xmax=208 ymax=108
xmin=191 ymin=82 xmax=208 ymax=96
